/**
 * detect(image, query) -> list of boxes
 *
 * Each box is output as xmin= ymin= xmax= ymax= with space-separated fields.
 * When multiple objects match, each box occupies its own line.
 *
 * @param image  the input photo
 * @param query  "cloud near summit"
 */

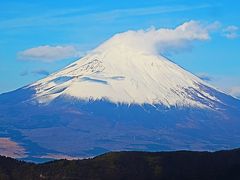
xmin=18 ymin=21 xmax=219 ymax=62
xmin=100 ymin=20 xmax=219 ymax=55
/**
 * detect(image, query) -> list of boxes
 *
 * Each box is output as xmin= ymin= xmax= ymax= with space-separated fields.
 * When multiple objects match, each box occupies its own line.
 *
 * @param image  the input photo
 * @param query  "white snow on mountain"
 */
xmin=30 ymin=22 xmax=221 ymax=108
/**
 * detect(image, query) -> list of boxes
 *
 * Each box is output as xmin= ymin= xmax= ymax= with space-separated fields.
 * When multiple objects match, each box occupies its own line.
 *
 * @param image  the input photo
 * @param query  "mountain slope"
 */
xmin=0 ymin=33 xmax=240 ymax=162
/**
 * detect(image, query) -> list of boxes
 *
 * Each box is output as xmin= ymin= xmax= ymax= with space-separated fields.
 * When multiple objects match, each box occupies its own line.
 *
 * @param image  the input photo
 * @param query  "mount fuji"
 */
xmin=1 ymin=31 xmax=240 ymax=162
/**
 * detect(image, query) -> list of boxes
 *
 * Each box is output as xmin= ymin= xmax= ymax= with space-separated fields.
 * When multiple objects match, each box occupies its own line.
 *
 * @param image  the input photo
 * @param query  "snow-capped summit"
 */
xmin=31 ymin=33 xmax=219 ymax=108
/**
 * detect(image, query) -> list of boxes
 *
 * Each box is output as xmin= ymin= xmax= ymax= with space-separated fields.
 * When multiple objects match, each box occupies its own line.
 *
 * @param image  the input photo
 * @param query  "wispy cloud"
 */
xmin=223 ymin=25 xmax=239 ymax=39
xmin=20 ymin=70 xmax=29 ymax=76
xmin=20 ymin=69 xmax=50 ymax=77
xmin=228 ymin=86 xmax=240 ymax=98
xmin=197 ymin=73 xmax=240 ymax=98
xmin=0 ymin=4 xmax=214 ymax=30
xmin=197 ymin=73 xmax=212 ymax=81
xmin=18 ymin=45 xmax=79 ymax=62
xmin=32 ymin=69 xmax=50 ymax=76
xmin=94 ymin=4 xmax=213 ymax=21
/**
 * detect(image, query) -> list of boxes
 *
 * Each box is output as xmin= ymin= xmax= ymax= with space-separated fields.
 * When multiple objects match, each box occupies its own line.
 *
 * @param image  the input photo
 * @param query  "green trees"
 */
xmin=0 ymin=149 xmax=240 ymax=179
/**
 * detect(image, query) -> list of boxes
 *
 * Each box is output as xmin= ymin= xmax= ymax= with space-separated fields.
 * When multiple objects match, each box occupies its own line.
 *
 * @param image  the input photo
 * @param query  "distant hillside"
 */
xmin=1 ymin=149 xmax=240 ymax=180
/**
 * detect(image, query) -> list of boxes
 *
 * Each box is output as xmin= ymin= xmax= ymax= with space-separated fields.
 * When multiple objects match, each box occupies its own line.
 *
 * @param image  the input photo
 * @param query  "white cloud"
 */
xmin=228 ymin=86 xmax=240 ymax=98
xmin=18 ymin=45 xmax=79 ymax=62
xmin=223 ymin=25 xmax=239 ymax=39
xmin=197 ymin=73 xmax=240 ymax=99
xmin=100 ymin=20 xmax=217 ymax=55
xmin=17 ymin=21 xmax=217 ymax=63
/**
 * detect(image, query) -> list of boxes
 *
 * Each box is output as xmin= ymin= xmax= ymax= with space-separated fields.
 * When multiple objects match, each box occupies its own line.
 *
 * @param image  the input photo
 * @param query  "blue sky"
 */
xmin=0 ymin=0 xmax=240 ymax=97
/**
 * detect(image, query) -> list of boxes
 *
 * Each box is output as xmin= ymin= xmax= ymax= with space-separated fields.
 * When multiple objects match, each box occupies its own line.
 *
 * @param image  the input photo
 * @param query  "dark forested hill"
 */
xmin=1 ymin=149 xmax=240 ymax=180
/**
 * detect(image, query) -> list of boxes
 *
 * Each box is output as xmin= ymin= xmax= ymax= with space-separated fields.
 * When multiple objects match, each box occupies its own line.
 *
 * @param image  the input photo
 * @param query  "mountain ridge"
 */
xmin=1 ymin=149 xmax=240 ymax=180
